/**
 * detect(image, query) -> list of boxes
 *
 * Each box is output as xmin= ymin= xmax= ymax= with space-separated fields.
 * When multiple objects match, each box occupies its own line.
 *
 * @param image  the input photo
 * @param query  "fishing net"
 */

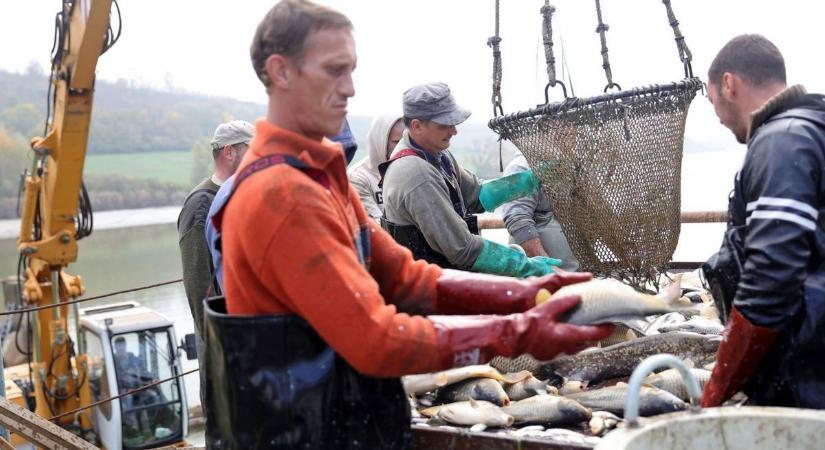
xmin=490 ymin=80 xmax=702 ymax=284
xmin=486 ymin=0 xmax=702 ymax=287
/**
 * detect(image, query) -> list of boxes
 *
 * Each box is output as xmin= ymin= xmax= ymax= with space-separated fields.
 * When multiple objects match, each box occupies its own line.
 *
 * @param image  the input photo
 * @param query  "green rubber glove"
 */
xmin=470 ymin=239 xmax=562 ymax=278
xmin=478 ymin=170 xmax=539 ymax=212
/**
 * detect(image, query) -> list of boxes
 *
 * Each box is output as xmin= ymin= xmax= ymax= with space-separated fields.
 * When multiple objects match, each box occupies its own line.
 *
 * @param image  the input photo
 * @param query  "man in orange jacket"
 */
xmin=207 ymin=1 xmax=612 ymax=448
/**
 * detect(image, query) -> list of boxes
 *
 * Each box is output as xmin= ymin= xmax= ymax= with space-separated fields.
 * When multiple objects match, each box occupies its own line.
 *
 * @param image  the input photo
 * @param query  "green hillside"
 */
xmin=0 ymin=67 xmax=514 ymax=219
xmin=84 ymin=152 xmax=191 ymax=183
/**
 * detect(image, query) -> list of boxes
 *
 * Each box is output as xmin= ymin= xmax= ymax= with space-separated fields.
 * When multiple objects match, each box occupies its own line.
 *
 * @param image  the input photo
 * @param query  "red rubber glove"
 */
xmin=435 ymin=269 xmax=593 ymax=315
xmin=701 ymin=307 xmax=779 ymax=407
xmin=431 ymin=294 xmax=614 ymax=367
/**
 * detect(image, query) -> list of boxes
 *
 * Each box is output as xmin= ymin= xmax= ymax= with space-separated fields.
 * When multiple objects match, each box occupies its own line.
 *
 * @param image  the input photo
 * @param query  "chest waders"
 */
xmin=205 ymin=154 xmax=411 ymax=449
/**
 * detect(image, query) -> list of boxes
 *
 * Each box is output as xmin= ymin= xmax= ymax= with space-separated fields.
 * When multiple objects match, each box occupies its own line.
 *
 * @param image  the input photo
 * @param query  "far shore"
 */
xmin=0 ymin=206 xmax=182 ymax=240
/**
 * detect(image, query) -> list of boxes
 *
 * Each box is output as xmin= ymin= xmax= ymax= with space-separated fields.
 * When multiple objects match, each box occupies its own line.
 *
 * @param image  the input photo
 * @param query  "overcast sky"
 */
xmin=2 ymin=0 xmax=823 ymax=151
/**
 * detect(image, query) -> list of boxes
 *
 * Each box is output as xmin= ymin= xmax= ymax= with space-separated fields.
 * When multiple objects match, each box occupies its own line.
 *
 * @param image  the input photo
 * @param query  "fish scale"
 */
xmin=566 ymin=385 xmax=686 ymax=417
xmin=645 ymin=368 xmax=711 ymax=401
xmin=548 ymin=276 xmax=686 ymax=325
xmin=436 ymin=377 xmax=510 ymax=406
xmin=502 ymin=394 xmax=591 ymax=426
xmin=536 ymin=332 xmax=721 ymax=383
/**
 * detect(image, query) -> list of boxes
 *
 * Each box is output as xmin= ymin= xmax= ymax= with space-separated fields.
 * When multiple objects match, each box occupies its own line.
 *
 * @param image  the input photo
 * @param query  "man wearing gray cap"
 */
xmin=176 ymin=119 xmax=252 ymax=424
xmin=380 ymin=82 xmax=562 ymax=277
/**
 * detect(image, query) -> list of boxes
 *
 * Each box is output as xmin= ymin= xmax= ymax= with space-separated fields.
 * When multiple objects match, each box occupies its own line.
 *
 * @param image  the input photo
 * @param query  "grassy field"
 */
xmin=84 ymin=151 xmax=192 ymax=184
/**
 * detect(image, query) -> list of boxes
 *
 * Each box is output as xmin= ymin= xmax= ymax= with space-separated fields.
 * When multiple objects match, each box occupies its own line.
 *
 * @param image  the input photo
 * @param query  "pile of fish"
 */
xmin=405 ymin=272 xmax=723 ymax=444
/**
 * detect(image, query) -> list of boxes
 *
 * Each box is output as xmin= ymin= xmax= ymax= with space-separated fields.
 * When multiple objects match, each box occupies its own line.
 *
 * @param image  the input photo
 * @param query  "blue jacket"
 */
xmin=727 ymin=86 xmax=825 ymax=407
xmin=205 ymin=175 xmax=234 ymax=294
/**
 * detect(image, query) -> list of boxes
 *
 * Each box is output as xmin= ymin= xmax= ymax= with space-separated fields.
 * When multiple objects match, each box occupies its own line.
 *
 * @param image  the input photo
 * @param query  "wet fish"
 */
xmin=598 ymin=324 xmax=639 ymax=346
xmin=502 ymin=394 xmax=591 ymax=426
xmin=567 ymin=385 xmax=686 ymax=417
xmin=558 ymin=380 xmax=585 ymax=396
xmin=489 ymin=354 xmax=542 ymax=374
xmin=658 ymin=316 xmax=724 ymax=335
xmin=644 ymin=312 xmax=687 ymax=335
xmin=547 ymin=275 xmax=688 ymax=325
xmin=536 ymin=332 xmax=721 ymax=383
xmin=503 ymin=375 xmax=549 ymax=401
xmin=515 ymin=428 xmax=601 ymax=446
xmin=644 ymin=368 xmax=712 ymax=401
xmin=589 ymin=411 xmax=621 ymax=436
xmin=421 ymin=400 xmax=514 ymax=427
xmin=436 ymin=377 xmax=510 ymax=406
xmin=403 ymin=364 xmax=523 ymax=396
xmin=700 ymin=302 xmax=720 ymax=322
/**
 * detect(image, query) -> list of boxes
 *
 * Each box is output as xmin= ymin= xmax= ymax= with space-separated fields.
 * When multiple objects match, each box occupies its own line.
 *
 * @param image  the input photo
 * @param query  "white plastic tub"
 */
xmin=597 ymin=407 xmax=825 ymax=450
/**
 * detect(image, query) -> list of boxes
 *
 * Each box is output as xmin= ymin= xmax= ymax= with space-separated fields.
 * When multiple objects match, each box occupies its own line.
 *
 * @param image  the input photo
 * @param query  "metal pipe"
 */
xmin=0 ymin=329 xmax=8 ymax=441
xmin=51 ymin=271 xmax=60 ymax=321
xmin=489 ymin=78 xmax=704 ymax=128
xmin=476 ymin=210 xmax=727 ymax=230
xmin=73 ymin=301 xmax=84 ymax=355
xmin=625 ymin=353 xmax=703 ymax=427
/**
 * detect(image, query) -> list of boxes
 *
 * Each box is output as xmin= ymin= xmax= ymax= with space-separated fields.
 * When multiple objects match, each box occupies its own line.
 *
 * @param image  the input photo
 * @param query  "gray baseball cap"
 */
xmin=211 ymin=120 xmax=255 ymax=149
xmin=402 ymin=82 xmax=471 ymax=126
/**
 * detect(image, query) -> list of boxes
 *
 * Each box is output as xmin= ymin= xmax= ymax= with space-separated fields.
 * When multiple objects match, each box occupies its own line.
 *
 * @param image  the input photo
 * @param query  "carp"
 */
xmin=644 ymin=368 xmax=712 ymax=401
xmin=546 ymin=275 xmax=689 ymax=325
xmin=589 ymin=411 xmax=622 ymax=436
xmin=537 ymin=332 xmax=720 ymax=383
xmin=402 ymin=364 xmax=526 ymax=396
xmin=421 ymin=399 xmax=514 ymax=427
xmin=502 ymin=394 xmax=591 ymax=426
xmin=658 ymin=316 xmax=724 ymax=335
xmin=566 ymin=384 xmax=686 ymax=417
xmin=503 ymin=374 xmax=550 ymax=401
xmin=436 ymin=377 xmax=511 ymax=406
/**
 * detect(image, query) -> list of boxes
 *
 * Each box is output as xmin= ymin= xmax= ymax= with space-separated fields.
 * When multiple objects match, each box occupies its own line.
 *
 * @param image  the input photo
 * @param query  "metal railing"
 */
xmin=478 ymin=210 xmax=727 ymax=271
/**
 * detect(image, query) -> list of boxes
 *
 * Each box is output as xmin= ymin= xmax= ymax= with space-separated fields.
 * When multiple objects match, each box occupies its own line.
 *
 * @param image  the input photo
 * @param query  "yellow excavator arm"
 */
xmin=16 ymin=0 xmax=114 ymax=430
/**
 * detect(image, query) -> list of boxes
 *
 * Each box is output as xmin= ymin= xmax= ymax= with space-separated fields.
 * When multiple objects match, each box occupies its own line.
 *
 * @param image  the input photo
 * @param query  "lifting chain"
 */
xmin=488 ymin=0 xmax=504 ymax=117
xmin=661 ymin=0 xmax=694 ymax=78
xmin=594 ymin=0 xmax=621 ymax=92
xmin=540 ymin=1 xmax=568 ymax=103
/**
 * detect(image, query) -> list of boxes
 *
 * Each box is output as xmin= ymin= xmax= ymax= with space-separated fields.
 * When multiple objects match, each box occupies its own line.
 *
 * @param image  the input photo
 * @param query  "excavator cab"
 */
xmin=80 ymin=302 xmax=188 ymax=450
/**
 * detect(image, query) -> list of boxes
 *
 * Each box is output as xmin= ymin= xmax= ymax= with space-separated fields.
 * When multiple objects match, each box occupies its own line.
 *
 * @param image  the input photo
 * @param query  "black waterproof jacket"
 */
xmin=725 ymin=87 xmax=825 ymax=408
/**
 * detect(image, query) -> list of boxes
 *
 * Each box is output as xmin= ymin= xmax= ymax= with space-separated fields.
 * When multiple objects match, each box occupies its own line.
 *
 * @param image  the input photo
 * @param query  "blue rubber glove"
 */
xmin=478 ymin=170 xmax=539 ymax=212
xmin=470 ymin=239 xmax=562 ymax=278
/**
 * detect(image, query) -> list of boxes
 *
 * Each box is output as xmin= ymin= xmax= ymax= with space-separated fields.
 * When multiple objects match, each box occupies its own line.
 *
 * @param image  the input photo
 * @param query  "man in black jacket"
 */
xmin=703 ymin=34 xmax=825 ymax=408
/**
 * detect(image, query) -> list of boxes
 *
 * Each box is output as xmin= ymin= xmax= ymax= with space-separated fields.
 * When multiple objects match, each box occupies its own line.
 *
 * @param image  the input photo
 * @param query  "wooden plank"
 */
xmin=0 ymin=436 xmax=15 ymax=450
xmin=0 ymin=396 xmax=98 ymax=449
xmin=680 ymin=211 xmax=727 ymax=223
xmin=412 ymin=424 xmax=593 ymax=450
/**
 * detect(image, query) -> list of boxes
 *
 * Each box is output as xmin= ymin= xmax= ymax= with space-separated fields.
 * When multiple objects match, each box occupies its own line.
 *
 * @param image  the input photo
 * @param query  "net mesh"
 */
xmin=490 ymin=79 xmax=703 ymax=287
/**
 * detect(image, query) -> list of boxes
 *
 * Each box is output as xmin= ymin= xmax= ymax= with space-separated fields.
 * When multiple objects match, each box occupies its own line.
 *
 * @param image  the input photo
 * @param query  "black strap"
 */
xmin=212 ymin=154 xmax=329 ymax=233
xmin=379 ymin=149 xmax=468 ymax=218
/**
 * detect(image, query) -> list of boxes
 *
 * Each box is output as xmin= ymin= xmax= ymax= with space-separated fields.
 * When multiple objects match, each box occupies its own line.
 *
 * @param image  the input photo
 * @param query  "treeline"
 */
xmin=0 ymin=66 xmax=516 ymax=219
xmin=0 ymin=67 xmax=265 ymax=154
xmin=0 ymin=126 xmax=190 ymax=219
xmin=0 ymin=67 xmax=264 ymax=218
xmin=84 ymin=174 xmax=188 ymax=213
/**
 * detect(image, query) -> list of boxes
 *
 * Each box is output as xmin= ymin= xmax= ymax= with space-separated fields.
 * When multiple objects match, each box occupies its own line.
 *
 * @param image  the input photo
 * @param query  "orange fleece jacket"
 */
xmin=222 ymin=120 xmax=447 ymax=377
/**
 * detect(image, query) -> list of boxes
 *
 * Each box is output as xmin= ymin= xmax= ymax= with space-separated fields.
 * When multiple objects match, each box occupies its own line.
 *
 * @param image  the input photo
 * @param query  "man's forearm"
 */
xmin=519 ymin=237 xmax=548 ymax=258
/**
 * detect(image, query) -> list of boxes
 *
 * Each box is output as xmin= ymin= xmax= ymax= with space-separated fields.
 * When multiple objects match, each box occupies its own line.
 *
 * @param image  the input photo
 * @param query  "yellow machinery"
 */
xmin=9 ymin=0 xmax=192 ymax=447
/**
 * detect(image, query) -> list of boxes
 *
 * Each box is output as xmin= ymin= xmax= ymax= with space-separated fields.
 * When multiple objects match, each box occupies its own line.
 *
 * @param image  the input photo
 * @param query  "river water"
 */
xmin=0 ymin=148 xmax=747 ymax=422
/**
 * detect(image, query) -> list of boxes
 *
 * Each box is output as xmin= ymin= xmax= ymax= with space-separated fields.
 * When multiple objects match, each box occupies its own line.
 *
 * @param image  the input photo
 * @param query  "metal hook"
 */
xmin=603 ymin=82 xmax=622 ymax=93
xmin=541 ymin=80 xmax=569 ymax=107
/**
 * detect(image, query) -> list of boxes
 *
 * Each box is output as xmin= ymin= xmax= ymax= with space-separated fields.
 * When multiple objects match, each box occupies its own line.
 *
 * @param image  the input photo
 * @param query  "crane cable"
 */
xmin=49 ymin=368 xmax=199 ymax=422
xmin=0 ymin=279 xmax=183 ymax=317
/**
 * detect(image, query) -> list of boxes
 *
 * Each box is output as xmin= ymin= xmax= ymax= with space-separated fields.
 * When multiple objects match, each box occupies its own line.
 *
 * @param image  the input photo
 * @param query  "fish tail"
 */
xmin=657 ymin=274 xmax=683 ymax=305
